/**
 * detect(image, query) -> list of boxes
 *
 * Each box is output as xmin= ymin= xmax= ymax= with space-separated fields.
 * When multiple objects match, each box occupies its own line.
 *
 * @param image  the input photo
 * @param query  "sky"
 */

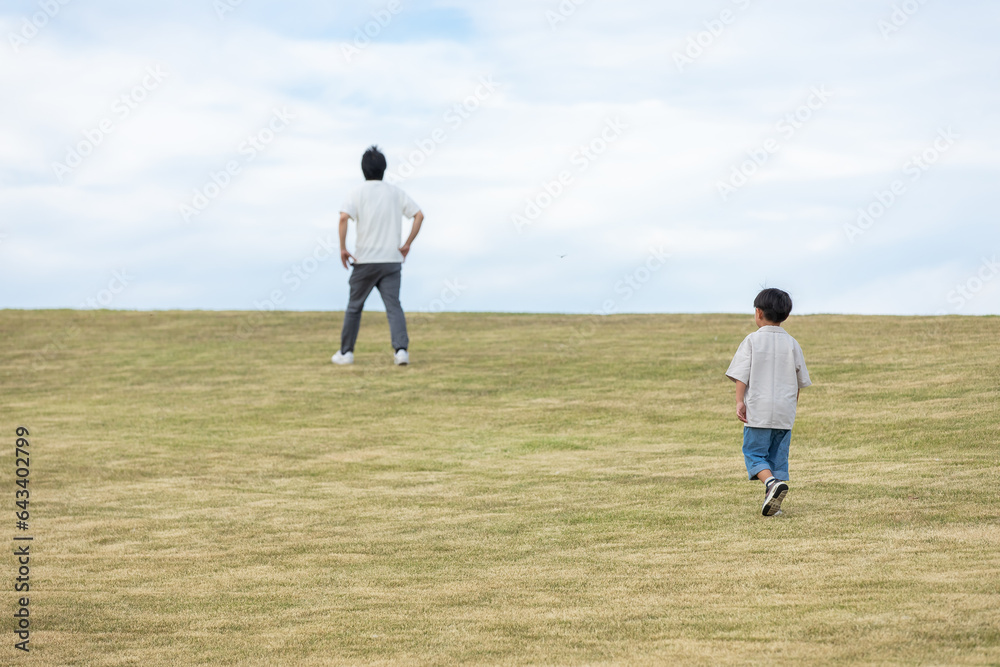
xmin=1 ymin=0 xmax=998 ymax=316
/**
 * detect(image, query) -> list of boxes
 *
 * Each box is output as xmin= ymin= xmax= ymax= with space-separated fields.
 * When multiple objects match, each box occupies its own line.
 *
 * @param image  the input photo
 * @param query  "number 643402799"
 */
xmin=15 ymin=427 xmax=30 ymax=516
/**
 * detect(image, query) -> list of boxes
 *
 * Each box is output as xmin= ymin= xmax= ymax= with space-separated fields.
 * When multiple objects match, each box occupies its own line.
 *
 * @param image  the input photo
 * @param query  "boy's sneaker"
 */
xmin=331 ymin=351 xmax=354 ymax=365
xmin=394 ymin=349 xmax=409 ymax=366
xmin=762 ymin=480 xmax=789 ymax=517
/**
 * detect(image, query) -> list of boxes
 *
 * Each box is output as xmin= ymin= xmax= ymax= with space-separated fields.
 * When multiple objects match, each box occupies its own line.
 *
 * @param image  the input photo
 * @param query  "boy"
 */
xmin=332 ymin=145 xmax=424 ymax=367
xmin=726 ymin=288 xmax=811 ymax=516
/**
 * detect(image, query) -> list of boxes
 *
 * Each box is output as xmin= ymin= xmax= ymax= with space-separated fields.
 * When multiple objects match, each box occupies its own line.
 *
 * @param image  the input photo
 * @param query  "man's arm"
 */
xmin=399 ymin=211 xmax=423 ymax=260
xmin=339 ymin=212 xmax=354 ymax=269
xmin=735 ymin=380 xmax=748 ymax=423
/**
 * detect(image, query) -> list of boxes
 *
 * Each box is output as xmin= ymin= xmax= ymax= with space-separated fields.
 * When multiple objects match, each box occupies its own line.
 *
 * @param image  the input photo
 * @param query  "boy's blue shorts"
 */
xmin=743 ymin=427 xmax=791 ymax=481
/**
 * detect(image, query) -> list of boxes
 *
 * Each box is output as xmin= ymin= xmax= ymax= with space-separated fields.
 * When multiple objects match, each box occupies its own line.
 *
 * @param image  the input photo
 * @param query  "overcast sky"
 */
xmin=2 ymin=0 xmax=998 ymax=315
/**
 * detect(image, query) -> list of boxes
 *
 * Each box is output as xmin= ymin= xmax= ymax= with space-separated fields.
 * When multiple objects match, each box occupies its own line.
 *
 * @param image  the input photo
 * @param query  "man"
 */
xmin=332 ymin=145 xmax=424 ymax=366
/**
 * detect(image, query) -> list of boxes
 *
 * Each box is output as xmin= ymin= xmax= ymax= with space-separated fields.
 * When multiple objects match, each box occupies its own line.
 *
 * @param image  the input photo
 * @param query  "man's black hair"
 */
xmin=754 ymin=288 xmax=793 ymax=323
xmin=361 ymin=145 xmax=387 ymax=181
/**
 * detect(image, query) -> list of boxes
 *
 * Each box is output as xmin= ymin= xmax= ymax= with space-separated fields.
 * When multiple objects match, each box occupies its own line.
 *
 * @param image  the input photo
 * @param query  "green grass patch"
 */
xmin=1 ymin=310 xmax=998 ymax=665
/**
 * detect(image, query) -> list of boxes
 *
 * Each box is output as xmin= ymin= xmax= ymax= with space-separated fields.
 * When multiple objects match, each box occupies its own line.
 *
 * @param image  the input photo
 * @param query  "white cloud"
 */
xmin=0 ymin=1 xmax=998 ymax=313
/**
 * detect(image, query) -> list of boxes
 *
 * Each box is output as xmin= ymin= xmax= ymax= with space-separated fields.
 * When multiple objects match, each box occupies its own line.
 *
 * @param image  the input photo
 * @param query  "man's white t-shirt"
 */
xmin=340 ymin=181 xmax=421 ymax=264
xmin=726 ymin=326 xmax=811 ymax=430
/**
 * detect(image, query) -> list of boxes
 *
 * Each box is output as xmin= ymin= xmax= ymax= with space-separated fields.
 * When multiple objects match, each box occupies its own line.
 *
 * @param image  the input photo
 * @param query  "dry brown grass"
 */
xmin=1 ymin=310 xmax=998 ymax=665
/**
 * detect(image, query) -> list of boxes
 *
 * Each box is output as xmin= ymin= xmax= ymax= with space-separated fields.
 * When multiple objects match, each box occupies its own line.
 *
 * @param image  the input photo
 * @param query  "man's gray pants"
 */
xmin=340 ymin=262 xmax=409 ymax=353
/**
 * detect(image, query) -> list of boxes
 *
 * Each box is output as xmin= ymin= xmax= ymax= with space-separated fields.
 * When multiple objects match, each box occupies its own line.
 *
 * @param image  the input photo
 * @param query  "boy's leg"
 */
xmin=374 ymin=264 xmax=409 ymax=352
xmin=755 ymin=469 xmax=774 ymax=482
xmin=759 ymin=429 xmax=791 ymax=516
xmin=340 ymin=265 xmax=380 ymax=354
xmin=768 ymin=429 xmax=792 ymax=481
xmin=745 ymin=427 xmax=789 ymax=516
xmin=742 ymin=427 xmax=774 ymax=482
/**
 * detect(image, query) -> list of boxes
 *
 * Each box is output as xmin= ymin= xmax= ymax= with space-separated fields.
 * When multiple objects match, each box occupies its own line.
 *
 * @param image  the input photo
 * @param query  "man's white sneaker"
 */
xmin=331 ymin=351 xmax=354 ymax=365
xmin=394 ymin=349 xmax=409 ymax=366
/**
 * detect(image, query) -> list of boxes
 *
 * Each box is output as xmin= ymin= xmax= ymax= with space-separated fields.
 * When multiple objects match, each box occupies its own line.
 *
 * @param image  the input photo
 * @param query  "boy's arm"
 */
xmin=735 ymin=380 xmax=748 ymax=424
xmin=726 ymin=336 xmax=751 ymax=423
xmin=399 ymin=210 xmax=423 ymax=260
xmin=339 ymin=212 xmax=354 ymax=269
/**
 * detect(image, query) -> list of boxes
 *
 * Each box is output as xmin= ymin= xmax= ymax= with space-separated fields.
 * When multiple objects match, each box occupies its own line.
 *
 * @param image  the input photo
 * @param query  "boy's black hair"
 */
xmin=361 ymin=145 xmax=387 ymax=181
xmin=754 ymin=288 xmax=793 ymax=324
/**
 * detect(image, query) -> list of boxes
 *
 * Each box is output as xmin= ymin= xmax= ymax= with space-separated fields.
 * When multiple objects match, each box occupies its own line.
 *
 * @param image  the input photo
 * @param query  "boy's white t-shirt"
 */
xmin=726 ymin=326 xmax=811 ymax=430
xmin=340 ymin=181 xmax=421 ymax=264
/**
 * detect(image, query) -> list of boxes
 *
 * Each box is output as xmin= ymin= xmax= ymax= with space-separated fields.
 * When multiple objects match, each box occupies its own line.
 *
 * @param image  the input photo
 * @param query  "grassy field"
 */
xmin=2 ymin=310 xmax=999 ymax=665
